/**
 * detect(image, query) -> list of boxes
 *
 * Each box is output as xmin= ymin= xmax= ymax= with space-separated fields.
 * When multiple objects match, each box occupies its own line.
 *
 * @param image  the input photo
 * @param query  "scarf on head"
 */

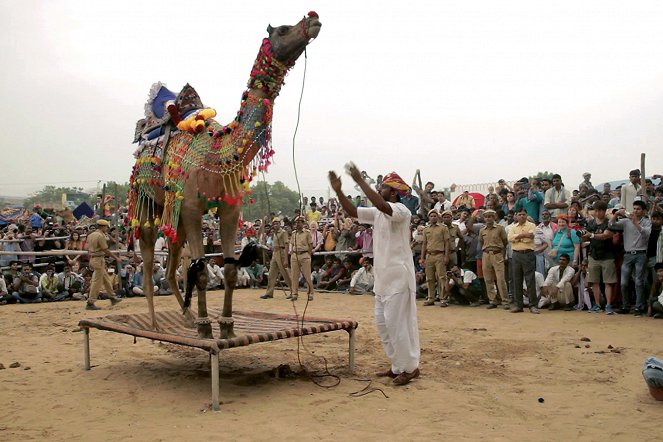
xmin=382 ymin=172 xmax=409 ymax=197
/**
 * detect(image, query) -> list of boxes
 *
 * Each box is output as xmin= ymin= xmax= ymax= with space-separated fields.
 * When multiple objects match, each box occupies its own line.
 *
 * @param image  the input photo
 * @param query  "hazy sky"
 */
xmin=2 ymin=0 xmax=663 ymax=198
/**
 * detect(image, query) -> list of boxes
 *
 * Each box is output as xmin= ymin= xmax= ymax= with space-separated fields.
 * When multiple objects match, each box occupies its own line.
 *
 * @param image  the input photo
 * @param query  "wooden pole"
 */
xmin=348 ymin=328 xmax=355 ymax=372
xmin=211 ymin=352 xmax=220 ymax=411
xmin=640 ymin=153 xmax=646 ymax=197
xmin=83 ymin=328 xmax=91 ymax=370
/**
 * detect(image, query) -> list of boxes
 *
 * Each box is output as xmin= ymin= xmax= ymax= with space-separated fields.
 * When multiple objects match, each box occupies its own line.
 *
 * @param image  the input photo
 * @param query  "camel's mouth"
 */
xmin=307 ymin=19 xmax=321 ymax=39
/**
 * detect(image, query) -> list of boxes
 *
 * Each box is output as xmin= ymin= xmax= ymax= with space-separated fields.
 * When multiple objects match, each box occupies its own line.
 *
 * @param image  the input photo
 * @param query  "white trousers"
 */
xmin=374 ymin=292 xmax=421 ymax=374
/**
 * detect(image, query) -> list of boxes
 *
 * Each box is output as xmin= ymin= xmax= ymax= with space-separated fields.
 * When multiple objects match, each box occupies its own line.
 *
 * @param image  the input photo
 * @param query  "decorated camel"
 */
xmin=127 ymin=12 xmax=321 ymax=339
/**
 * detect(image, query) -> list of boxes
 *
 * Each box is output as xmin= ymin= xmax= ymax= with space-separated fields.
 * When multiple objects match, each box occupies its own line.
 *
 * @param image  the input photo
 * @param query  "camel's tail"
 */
xmin=183 ymin=258 xmax=206 ymax=312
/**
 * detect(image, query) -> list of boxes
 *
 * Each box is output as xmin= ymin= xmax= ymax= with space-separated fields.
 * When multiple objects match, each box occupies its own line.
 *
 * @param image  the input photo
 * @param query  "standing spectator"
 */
xmin=582 ymin=201 xmax=617 ymax=314
xmin=356 ymin=224 xmax=374 ymax=259
xmin=310 ymin=221 xmax=323 ymax=255
xmin=456 ymin=190 xmax=476 ymax=209
xmin=30 ymin=207 xmax=44 ymax=229
xmin=260 ymin=219 xmax=291 ymax=299
xmin=85 ymin=220 xmax=122 ymax=310
xmin=610 ymin=201 xmax=651 ymax=315
xmin=544 ymin=174 xmax=571 ymax=218
xmin=620 ymin=169 xmax=642 ymax=213
xmin=305 ymin=202 xmax=322 ymax=223
xmin=549 ymin=215 xmax=581 ymax=266
xmin=514 ymin=178 xmax=544 ymax=224
xmin=18 ymin=227 xmax=36 ymax=264
xmin=433 ymin=191 xmax=452 ymax=213
xmin=401 ymin=188 xmax=419 ymax=216
xmin=441 ymin=210 xmax=463 ymax=267
xmin=288 ymin=216 xmax=314 ymax=301
xmin=420 ymin=209 xmax=450 ymax=307
xmin=412 ymin=179 xmax=435 ymax=220
xmin=501 ymin=192 xmax=517 ymax=216
xmin=479 ymin=210 xmax=510 ymax=309
xmin=0 ymin=230 xmax=21 ymax=267
xmin=650 ymin=262 xmax=663 ymax=318
xmin=508 ymin=207 xmax=539 ymax=313
xmin=646 ymin=211 xmax=662 ymax=286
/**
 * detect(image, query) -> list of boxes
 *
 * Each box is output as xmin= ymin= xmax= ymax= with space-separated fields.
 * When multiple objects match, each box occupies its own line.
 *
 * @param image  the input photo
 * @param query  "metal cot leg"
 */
xmin=348 ymin=328 xmax=355 ymax=372
xmin=83 ymin=328 xmax=90 ymax=370
xmin=211 ymin=352 xmax=220 ymax=411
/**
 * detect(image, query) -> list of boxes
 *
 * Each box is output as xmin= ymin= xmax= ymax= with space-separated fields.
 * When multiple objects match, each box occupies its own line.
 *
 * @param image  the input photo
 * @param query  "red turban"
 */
xmin=382 ymin=172 xmax=410 ymax=197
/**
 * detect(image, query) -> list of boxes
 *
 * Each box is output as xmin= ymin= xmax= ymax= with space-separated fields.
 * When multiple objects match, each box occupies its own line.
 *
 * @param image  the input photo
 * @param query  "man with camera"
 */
xmin=581 ymin=201 xmax=617 ymax=314
xmin=609 ymin=200 xmax=651 ymax=315
xmin=11 ymin=263 xmax=41 ymax=303
xmin=514 ymin=177 xmax=544 ymax=224
xmin=444 ymin=265 xmax=483 ymax=305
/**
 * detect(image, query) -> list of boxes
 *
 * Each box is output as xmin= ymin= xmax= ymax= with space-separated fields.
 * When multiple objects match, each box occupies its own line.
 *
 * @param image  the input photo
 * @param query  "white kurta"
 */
xmin=357 ymin=203 xmax=420 ymax=374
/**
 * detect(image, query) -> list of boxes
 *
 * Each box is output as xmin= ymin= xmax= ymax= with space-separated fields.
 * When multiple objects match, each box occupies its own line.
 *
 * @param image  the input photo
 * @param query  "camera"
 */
xmin=576 ymin=229 xmax=588 ymax=237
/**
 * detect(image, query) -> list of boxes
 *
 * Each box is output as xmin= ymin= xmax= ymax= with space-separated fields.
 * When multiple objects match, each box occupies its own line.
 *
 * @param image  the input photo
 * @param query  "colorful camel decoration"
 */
xmin=127 ymin=12 xmax=321 ymax=339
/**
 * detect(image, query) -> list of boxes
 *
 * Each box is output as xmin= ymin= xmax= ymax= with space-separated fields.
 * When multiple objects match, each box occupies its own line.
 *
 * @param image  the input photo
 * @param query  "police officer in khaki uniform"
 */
xmin=441 ymin=210 xmax=462 ymax=267
xmin=86 ymin=219 xmax=122 ymax=310
xmin=288 ymin=216 xmax=315 ymax=301
xmin=260 ymin=219 xmax=291 ymax=299
xmin=479 ymin=209 xmax=510 ymax=309
xmin=420 ymin=209 xmax=450 ymax=307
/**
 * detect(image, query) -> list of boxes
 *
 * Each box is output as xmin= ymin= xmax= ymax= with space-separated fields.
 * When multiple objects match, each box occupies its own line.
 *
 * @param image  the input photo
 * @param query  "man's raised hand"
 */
xmin=328 ymin=171 xmax=342 ymax=193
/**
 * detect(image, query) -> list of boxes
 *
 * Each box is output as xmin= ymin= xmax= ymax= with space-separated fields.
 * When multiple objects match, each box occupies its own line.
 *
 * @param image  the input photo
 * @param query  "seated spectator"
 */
xmin=58 ymin=265 xmax=84 ymax=300
xmin=236 ymin=267 xmax=250 ymax=287
xmin=12 ymin=263 xmax=41 ymax=304
xmin=541 ymin=253 xmax=576 ymax=310
xmin=335 ymin=259 xmax=356 ymax=291
xmin=650 ymin=263 xmax=663 ymax=318
xmin=131 ymin=264 xmax=159 ymax=297
xmin=445 ymin=265 xmax=484 ymax=306
xmin=39 ymin=265 xmax=62 ymax=301
xmin=348 ymin=258 xmax=375 ymax=295
xmin=245 ymin=260 xmax=265 ymax=288
xmin=523 ymin=271 xmax=545 ymax=308
xmin=572 ymin=258 xmax=593 ymax=311
xmin=65 ymin=231 xmax=86 ymax=268
xmin=317 ymin=257 xmax=345 ymax=291
xmin=3 ymin=260 xmax=20 ymax=288
xmin=206 ymin=258 xmax=224 ymax=289
xmin=0 ymin=275 xmax=9 ymax=304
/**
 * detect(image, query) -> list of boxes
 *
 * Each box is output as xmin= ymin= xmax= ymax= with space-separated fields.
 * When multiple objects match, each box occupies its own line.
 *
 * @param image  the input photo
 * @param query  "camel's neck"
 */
xmin=230 ymin=38 xmax=294 ymax=173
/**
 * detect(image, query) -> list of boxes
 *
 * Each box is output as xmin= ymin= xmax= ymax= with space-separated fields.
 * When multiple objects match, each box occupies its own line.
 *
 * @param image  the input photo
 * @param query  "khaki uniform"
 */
xmin=265 ymin=230 xmax=291 ymax=295
xmin=290 ymin=229 xmax=314 ymax=295
xmin=445 ymin=223 xmax=462 ymax=267
xmin=423 ymin=223 xmax=450 ymax=303
xmin=479 ymin=224 xmax=509 ymax=305
xmin=86 ymin=230 xmax=116 ymax=302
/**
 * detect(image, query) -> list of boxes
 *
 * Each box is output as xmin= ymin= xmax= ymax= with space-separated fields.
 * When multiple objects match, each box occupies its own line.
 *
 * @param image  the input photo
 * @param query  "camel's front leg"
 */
xmin=217 ymin=202 xmax=241 ymax=339
xmin=181 ymin=210 xmax=213 ymax=339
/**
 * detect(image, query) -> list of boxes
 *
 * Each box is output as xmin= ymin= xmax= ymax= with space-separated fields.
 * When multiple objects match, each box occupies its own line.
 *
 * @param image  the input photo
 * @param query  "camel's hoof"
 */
xmin=197 ymin=323 xmax=214 ymax=339
xmin=195 ymin=317 xmax=214 ymax=339
xmin=218 ymin=316 xmax=236 ymax=339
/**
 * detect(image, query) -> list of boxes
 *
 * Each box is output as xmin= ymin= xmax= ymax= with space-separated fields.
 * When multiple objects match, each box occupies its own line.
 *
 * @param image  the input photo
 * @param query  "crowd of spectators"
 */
xmin=2 ymin=168 xmax=662 ymax=319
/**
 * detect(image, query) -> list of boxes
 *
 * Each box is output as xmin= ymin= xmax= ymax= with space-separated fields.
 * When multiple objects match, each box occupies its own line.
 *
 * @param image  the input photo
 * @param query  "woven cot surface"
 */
xmin=79 ymin=308 xmax=358 ymax=352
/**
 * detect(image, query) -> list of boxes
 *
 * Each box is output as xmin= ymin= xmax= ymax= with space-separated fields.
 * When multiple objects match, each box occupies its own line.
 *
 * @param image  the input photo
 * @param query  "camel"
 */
xmin=127 ymin=12 xmax=321 ymax=339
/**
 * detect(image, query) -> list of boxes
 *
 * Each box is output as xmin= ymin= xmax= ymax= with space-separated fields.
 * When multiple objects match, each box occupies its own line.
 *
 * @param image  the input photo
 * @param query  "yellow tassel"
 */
xmin=144 ymin=221 xmax=151 ymax=228
xmin=154 ymin=217 xmax=161 ymax=226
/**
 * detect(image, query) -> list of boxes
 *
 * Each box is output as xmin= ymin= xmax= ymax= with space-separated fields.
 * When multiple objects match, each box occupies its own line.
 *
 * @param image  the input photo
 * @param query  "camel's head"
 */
xmin=267 ymin=11 xmax=321 ymax=64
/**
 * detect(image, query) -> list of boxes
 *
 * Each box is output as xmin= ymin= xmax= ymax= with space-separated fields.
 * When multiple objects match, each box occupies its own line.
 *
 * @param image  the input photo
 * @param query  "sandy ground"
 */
xmin=1 ymin=288 xmax=661 ymax=441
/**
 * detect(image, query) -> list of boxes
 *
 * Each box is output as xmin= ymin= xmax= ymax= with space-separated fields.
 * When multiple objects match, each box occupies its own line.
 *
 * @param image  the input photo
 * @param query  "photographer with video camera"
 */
xmin=609 ymin=199 xmax=651 ymax=315
xmin=444 ymin=265 xmax=485 ymax=306
xmin=514 ymin=177 xmax=544 ymax=224
xmin=580 ymin=201 xmax=617 ymax=314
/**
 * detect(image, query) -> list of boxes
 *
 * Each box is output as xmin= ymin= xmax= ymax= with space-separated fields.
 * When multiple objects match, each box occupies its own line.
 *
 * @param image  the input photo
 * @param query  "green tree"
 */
xmin=241 ymin=181 xmax=301 ymax=221
xmin=530 ymin=171 xmax=555 ymax=181
xmin=24 ymin=186 xmax=91 ymax=209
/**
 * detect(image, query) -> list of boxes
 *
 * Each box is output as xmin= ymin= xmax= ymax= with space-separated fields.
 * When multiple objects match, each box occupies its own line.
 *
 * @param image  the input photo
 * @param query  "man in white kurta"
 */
xmin=329 ymin=164 xmax=420 ymax=385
